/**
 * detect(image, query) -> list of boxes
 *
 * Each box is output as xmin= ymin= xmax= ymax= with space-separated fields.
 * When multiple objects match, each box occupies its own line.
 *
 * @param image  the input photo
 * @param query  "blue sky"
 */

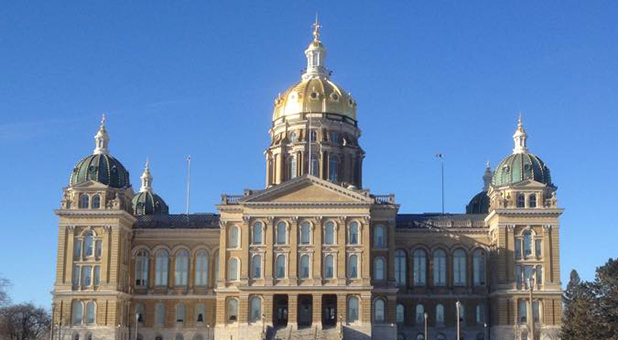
xmin=1 ymin=1 xmax=617 ymax=307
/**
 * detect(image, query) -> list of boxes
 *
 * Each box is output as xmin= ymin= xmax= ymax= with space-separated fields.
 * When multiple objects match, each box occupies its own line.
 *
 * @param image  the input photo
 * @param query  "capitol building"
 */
xmin=51 ymin=22 xmax=563 ymax=340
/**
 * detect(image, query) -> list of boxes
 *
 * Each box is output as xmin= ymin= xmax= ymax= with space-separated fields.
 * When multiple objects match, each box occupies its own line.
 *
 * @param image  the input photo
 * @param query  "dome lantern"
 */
xmin=302 ymin=17 xmax=328 ymax=80
xmin=93 ymin=114 xmax=110 ymax=155
xmin=140 ymin=159 xmax=153 ymax=193
xmin=513 ymin=115 xmax=528 ymax=154
xmin=132 ymin=159 xmax=169 ymax=216
xmin=483 ymin=161 xmax=492 ymax=191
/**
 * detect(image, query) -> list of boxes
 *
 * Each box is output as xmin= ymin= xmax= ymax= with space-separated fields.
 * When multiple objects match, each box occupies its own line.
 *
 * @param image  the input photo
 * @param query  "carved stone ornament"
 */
xmin=291 ymin=216 xmax=299 ymax=224
xmin=362 ymin=216 xmax=370 ymax=224
xmin=314 ymin=216 xmax=323 ymax=224
xmin=338 ymin=216 xmax=347 ymax=224
xmin=542 ymin=225 xmax=553 ymax=232
xmin=218 ymin=221 xmax=226 ymax=229
xmin=505 ymin=225 xmax=515 ymax=232
xmin=242 ymin=216 xmax=250 ymax=224
xmin=550 ymin=192 xmax=558 ymax=207
xmin=66 ymin=226 xmax=75 ymax=233
xmin=266 ymin=217 xmax=275 ymax=224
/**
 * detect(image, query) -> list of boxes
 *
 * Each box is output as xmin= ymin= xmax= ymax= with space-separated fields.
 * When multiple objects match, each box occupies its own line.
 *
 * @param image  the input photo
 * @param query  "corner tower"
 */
xmin=265 ymin=20 xmax=365 ymax=188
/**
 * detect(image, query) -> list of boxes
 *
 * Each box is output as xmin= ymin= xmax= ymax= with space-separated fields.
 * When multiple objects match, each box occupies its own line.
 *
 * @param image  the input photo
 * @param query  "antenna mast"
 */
xmin=186 ymin=155 xmax=191 ymax=215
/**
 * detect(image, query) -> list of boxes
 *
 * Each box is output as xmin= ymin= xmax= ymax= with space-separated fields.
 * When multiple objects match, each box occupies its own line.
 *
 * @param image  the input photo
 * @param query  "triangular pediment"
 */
xmin=510 ymin=179 xmax=548 ymax=189
xmin=70 ymin=180 xmax=110 ymax=189
xmin=242 ymin=175 xmax=373 ymax=204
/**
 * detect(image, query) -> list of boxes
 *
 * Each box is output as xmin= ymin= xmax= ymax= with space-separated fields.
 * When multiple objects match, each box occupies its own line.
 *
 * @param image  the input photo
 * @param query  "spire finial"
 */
xmin=140 ymin=158 xmax=153 ymax=193
xmin=93 ymin=113 xmax=110 ymax=155
xmin=513 ymin=114 xmax=528 ymax=154
xmin=303 ymin=16 xmax=328 ymax=79
xmin=312 ymin=13 xmax=321 ymax=42
xmin=483 ymin=161 xmax=493 ymax=191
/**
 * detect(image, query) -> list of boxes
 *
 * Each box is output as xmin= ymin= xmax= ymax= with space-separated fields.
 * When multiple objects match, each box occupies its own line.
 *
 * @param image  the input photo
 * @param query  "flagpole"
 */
xmin=186 ymin=155 xmax=191 ymax=215
xmin=436 ymin=153 xmax=444 ymax=214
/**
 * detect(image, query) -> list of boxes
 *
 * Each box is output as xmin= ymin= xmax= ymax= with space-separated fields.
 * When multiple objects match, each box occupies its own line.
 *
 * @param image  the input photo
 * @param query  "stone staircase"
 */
xmin=269 ymin=325 xmax=342 ymax=340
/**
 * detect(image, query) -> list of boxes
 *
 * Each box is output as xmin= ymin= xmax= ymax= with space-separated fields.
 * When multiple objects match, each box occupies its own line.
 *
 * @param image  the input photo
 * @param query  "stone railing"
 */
xmin=220 ymin=194 xmax=243 ymax=204
xmin=373 ymin=194 xmax=395 ymax=204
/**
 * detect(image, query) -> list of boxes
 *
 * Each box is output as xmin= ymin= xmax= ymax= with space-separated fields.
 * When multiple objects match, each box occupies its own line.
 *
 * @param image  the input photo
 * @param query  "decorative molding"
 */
xmin=542 ymin=225 xmax=553 ymax=232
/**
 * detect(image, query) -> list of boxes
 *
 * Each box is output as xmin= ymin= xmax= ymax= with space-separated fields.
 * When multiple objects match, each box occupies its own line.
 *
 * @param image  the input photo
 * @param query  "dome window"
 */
xmin=503 ymin=165 xmax=510 ymax=173
xmin=289 ymin=131 xmax=298 ymax=143
xmin=310 ymin=92 xmax=319 ymax=100
xmin=331 ymin=93 xmax=339 ymax=101
xmin=348 ymin=99 xmax=353 ymax=106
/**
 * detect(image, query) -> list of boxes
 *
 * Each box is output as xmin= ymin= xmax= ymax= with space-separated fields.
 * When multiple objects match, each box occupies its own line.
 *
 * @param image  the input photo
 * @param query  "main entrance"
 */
xmin=273 ymin=295 xmax=288 ymax=327
xmin=322 ymin=295 xmax=337 ymax=328
xmin=298 ymin=294 xmax=313 ymax=327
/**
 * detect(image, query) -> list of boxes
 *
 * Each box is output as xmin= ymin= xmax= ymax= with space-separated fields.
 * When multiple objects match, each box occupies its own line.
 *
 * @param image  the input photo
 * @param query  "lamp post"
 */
xmin=456 ymin=301 xmax=461 ymax=340
xmin=261 ymin=313 xmax=266 ymax=340
xmin=424 ymin=312 xmax=428 ymax=340
xmin=135 ymin=313 xmax=139 ymax=340
xmin=484 ymin=322 xmax=488 ymax=340
xmin=207 ymin=324 xmax=211 ymax=340
xmin=527 ymin=274 xmax=536 ymax=340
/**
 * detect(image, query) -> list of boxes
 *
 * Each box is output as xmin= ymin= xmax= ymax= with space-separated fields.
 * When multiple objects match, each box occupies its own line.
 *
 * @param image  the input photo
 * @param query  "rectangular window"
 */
xmin=81 ymin=265 xmax=92 ymax=286
xmin=535 ymin=239 xmax=542 ymax=258
xmin=515 ymin=240 xmax=522 ymax=259
xmin=95 ymin=240 xmax=102 ymax=258
xmin=93 ymin=266 xmax=100 ymax=286
xmin=515 ymin=265 xmax=522 ymax=286
xmin=72 ymin=265 xmax=80 ymax=286
xmin=74 ymin=240 xmax=82 ymax=260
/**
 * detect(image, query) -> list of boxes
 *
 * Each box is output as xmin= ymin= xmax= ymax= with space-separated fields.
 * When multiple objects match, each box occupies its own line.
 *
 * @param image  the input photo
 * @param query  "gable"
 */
xmin=269 ymin=182 xmax=358 ymax=202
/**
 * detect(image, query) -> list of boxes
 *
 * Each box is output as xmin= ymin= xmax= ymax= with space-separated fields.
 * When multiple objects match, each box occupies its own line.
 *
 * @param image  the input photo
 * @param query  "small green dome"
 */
xmin=466 ymin=191 xmax=490 ymax=214
xmin=492 ymin=153 xmax=551 ymax=187
xmin=70 ymin=153 xmax=131 ymax=188
xmin=132 ymin=191 xmax=169 ymax=216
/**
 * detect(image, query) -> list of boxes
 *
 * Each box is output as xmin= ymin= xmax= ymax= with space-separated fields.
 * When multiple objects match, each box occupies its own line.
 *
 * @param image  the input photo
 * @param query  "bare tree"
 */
xmin=0 ymin=277 xmax=10 ymax=307
xmin=0 ymin=303 xmax=50 ymax=340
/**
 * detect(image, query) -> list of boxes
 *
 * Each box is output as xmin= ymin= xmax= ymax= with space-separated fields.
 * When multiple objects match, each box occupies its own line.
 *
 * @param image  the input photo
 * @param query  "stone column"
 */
xmin=313 ymin=217 xmax=323 ymax=282
xmin=263 ymin=293 xmax=274 ymax=326
xmin=313 ymin=293 xmax=323 ymax=329
xmin=218 ymin=221 xmax=227 ymax=288
xmin=361 ymin=217 xmax=371 ymax=283
xmin=289 ymin=217 xmax=298 ymax=285
xmin=337 ymin=294 xmax=347 ymax=326
xmin=238 ymin=294 xmax=249 ymax=324
xmin=543 ymin=225 xmax=553 ymax=283
xmin=288 ymin=294 xmax=298 ymax=330
xmin=506 ymin=225 xmax=515 ymax=283
xmin=241 ymin=217 xmax=250 ymax=282
xmin=64 ymin=226 xmax=75 ymax=284
xmin=337 ymin=217 xmax=347 ymax=284
xmin=264 ymin=218 xmax=274 ymax=285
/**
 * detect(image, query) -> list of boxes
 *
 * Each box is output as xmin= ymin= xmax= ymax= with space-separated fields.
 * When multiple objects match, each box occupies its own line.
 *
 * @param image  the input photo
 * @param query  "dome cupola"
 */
xmin=70 ymin=115 xmax=131 ymax=188
xmin=466 ymin=162 xmax=492 ymax=214
xmin=132 ymin=160 xmax=169 ymax=216
xmin=492 ymin=117 xmax=552 ymax=187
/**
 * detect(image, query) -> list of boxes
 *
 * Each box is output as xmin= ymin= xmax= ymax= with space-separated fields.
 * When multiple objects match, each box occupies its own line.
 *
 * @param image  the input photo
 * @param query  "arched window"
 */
xmin=72 ymin=301 xmax=83 ymax=325
xmin=250 ymin=296 xmax=262 ymax=322
xmin=214 ymin=252 xmax=219 ymax=283
xmin=518 ymin=299 xmax=527 ymax=323
xmin=517 ymin=194 xmax=525 ymax=208
xmin=175 ymin=250 xmax=189 ymax=286
xmin=79 ymin=194 xmax=89 ymax=209
xmin=195 ymin=250 xmax=209 ymax=286
xmin=276 ymin=255 xmax=286 ymax=278
xmin=415 ymin=304 xmax=425 ymax=324
xmin=155 ymin=249 xmax=169 ymax=286
xmin=155 ymin=303 xmax=165 ymax=326
xmin=347 ymin=296 xmax=359 ymax=323
xmin=300 ymin=222 xmax=311 ymax=245
xmin=529 ymin=194 xmax=537 ymax=208
xmin=436 ymin=304 xmax=445 ymax=326
xmin=433 ymin=249 xmax=447 ymax=286
xmin=453 ymin=249 xmax=467 ymax=286
xmin=374 ymin=257 xmax=385 ymax=281
xmin=251 ymin=255 xmax=262 ymax=279
xmin=374 ymin=225 xmax=386 ymax=248
xmin=81 ymin=265 xmax=91 ymax=286
xmin=475 ymin=304 xmax=485 ymax=324
xmin=473 ymin=249 xmax=486 ymax=286
xmin=349 ymin=221 xmax=359 ymax=244
xmin=324 ymin=255 xmax=334 ymax=279
xmin=252 ymin=222 xmax=263 ymax=245
xmin=91 ymin=195 xmax=101 ymax=209
xmin=176 ymin=303 xmax=186 ymax=323
xmin=324 ymin=221 xmax=335 ymax=245
xmin=523 ymin=231 xmax=532 ymax=258
xmin=299 ymin=255 xmax=310 ymax=279
xmin=135 ymin=250 xmax=149 ymax=287
xmin=228 ymin=226 xmax=239 ymax=248
xmin=348 ymin=255 xmax=358 ymax=279
xmin=276 ymin=222 xmax=287 ymax=245
xmin=416 ymin=334 xmax=425 ymax=340
xmin=413 ymin=249 xmax=427 ymax=286
xmin=135 ymin=303 xmax=145 ymax=323
xmin=195 ymin=303 xmax=205 ymax=323
xmin=328 ymin=154 xmax=339 ymax=181
xmin=395 ymin=249 xmax=407 ymax=286
xmin=86 ymin=301 xmax=95 ymax=324
xmin=73 ymin=334 xmax=80 ymax=340
xmin=287 ymin=154 xmax=297 ymax=179
xmin=84 ymin=231 xmax=94 ymax=257
xmin=396 ymin=304 xmax=404 ymax=324
xmin=373 ymin=299 xmax=385 ymax=323
xmin=228 ymin=258 xmax=239 ymax=281
xmin=227 ymin=299 xmax=238 ymax=322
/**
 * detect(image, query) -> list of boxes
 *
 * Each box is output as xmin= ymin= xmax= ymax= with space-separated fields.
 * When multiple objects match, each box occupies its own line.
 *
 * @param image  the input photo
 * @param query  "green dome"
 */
xmin=132 ymin=191 xmax=169 ymax=216
xmin=70 ymin=154 xmax=131 ymax=188
xmin=466 ymin=190 xmax=490 ymax=214
xmin=492 ymin=153 xmax=551 ymax=187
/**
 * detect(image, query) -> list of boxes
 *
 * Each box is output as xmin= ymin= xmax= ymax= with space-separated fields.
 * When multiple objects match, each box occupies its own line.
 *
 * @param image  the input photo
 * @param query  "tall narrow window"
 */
xmin=395 ymin=249 xmax=407 ymax=286
xmin=92 ymin=195 xmax=101 ymax=209
xmin=433 ymin=249 xmax=447 ymax=286
xmin=436 ymin=304 xmax=445 ymax=326
xmin=84 ymin=232 xmax=94 ymax=257
xmin=536 ymin=265 xmax=543 ymax=284
xmin=523 ymin=231 xmax=532 ymax=258
xmin=374 ymin=225 xmax=386 ymax=248
xmin=287 ymin=155 xmax=297 ymax=180
xmin=348 ymin=255 xmax=358 ymax=279
xmin=276 ymin=255 xmax=286 ymax=279
xmin=229 ymin=226 xmax=239 ymax=248
xmin=475 ymin=304 xmax=485 ymax=325
xmin=533 ymin=300 xmax=540 ymax=322
xmin=72 ymin=301 xmax=83 ymax=325
xmin=79 ymin=194 xmax=89 ymax=209
xmin=176 ymin=304 xmax=186 ymax=323
xmin=94 ymin=240 xmax=102 ymax=258
xmin=515 ymin=239 xmax=522 ymax=259
xmin=328 ymin=154 xmax=339 ymax=181
xmin=155 ymin=250 xmax=169 ymax=286
xmin=72 ymin=265 xmax=80 ymax=286
xmin=195 ymin=303 xmax=205 ymax=323
xmin=250 ymin=297 xmax=262 ymax=322
xmin=252 ymin=255 xmax=262 ymax=279
xmin=276 ymin=222 xmax=287 ymax=245
xmin=324 ymin=221 xmax=335 ymax=245
xmin=155 ymin=303 xmax=165 ymax=326
xmin=518 ymin=299 xmax=527 ymax=323
xmin=415 ymin=304 xmax=425 ymax=324
xmin=195 ymin=250 xmax=209 ymax=286
xmin=300 ymin=222 xmax=311 ymax=245
xmin=413 ymin=249 xmax=426 ymax=286
xmin=135 ymin=303 xmax=145 ymax=323
xmin=516 ymin=265 xmax=523 ymax=286
xmin=453 ymin=249 xmax=467 ymax=286
xmin=252 ymin=222 xmax=263 ymax=245
xmin=347 ymin=296 xmax=359 ymax=323
xmin=228 ymin=258 xmax=239 ymax=281
xmin=458 ymin=304 xmax=466 ymax=326
xmin=324 ymin=255 xmax=334 ymax=278
xmin=299 ymin=255 xmax=310 ymax=279
xmin=529 ymin=194 xmax=537 ymax=208
xmin=227 ymin=299 xmax=238 ymax=322
xmin=473 ymin=249 xmax=486 ymax=286
xmin=517 ymin=194 xmax=525 ymax=208
xmin=535 ymin=239 xmax=542 ymax=258
xmin=349 ymin=222 xmax=359 ymax=244
xmin=309 ymin=129 xmax=317 ymax=142
xmin=74 ymin=239 xmax=82 ymax=260
xmin=310 ymin=154 xmax=319 ymax=176
xmin=214 ymin=252 xmax=219 ymax=283
xmin=135 ymin=250 xmax=149 ymax=287
xmin=396 ymin=304 xmax=404 ymax=324
xmin=175 ymin=250 xmax=189 ymax=286
xmin=86 ymin=302 xmax=95 ymax=324
xmin=81 ymin=266 xmax=92 ymax=286
xmin=373 ymin=299 xmax=385 ymax=323
xmin=93 ymin=266 xmax=100 ymax=286
xmin=374 ymin=257 xmax=385 ymax=281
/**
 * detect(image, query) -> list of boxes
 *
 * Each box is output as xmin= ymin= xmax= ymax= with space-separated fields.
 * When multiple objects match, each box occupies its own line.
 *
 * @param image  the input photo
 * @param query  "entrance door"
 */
xmin=298 ymin=295 xmax=313 ymax=327
xmin=322 ymin=295 xmax=337 ymax=327
xmin=273 ymin=295 xmax=288 ymax=327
